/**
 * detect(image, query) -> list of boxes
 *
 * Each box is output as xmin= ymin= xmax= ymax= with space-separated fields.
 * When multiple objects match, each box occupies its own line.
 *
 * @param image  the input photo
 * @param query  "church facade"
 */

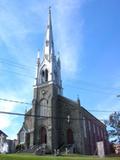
xmin=17 ymin=8 xmax=109 ymax=154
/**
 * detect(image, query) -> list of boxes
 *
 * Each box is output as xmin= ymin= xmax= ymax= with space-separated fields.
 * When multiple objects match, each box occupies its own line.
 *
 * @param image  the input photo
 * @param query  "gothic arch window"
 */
xmin=41 ymin=70 xmax=45 ymax=83
xmin=19 ymin=130 xmax=25 ymax=144
xmin=41 ymin=69 xmax=48 ymax=83
xmin=42 ymin=70 xmax=44 ymax=77
xmin=40 ymin=127 xmax=47 ymax=144
xmin=83 ymin=117 xmax=87 ymax=138
xmin=40 ymin=99 xmax=48 ymax=117
xmin=67 ymin=128 xmax=73 ymax=144
xmin=45 ymin=69 xmax=48 ymax=82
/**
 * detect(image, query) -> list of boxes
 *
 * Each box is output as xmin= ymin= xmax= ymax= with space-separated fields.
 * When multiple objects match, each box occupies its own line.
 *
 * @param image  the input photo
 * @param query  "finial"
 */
xmin=57 ymin=51 xmax=60 ymax=59
xmin=77 ymin=95 xmax=81 ymax=107
xmin=57 ymin=51 xmax=60 ymax=57
xmin=49 ymin=6 xmax=51 ymax=14
xmin=37 ymin=49 xmax=40 ymax=59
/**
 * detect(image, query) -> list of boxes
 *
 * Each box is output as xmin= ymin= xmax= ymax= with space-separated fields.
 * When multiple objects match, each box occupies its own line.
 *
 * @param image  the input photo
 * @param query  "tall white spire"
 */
xmin=44 ymin=6 xmax=54 ymax=60
xmin=34 ymin=8 xmax=62 ymax=95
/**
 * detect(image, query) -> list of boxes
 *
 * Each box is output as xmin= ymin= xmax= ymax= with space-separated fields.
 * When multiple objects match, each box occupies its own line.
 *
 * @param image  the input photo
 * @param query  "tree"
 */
xmin=107 ymin=112 xmax=120 ymax=143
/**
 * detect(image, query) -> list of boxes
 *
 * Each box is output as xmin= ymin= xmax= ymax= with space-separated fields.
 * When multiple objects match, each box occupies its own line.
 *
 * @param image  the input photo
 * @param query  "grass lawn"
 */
xmin=0 ymin=153 xmax=120 ymax=160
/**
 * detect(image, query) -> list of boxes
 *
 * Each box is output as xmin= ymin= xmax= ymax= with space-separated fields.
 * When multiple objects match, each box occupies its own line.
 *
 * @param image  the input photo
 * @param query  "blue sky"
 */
xmin=0 ymin=0 xmax=120 ymax=139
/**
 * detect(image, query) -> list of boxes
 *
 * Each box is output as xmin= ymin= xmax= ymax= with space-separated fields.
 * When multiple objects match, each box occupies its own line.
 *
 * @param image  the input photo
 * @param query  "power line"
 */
xmin=0 ymin=60 xmax=119 ymax=95
xmin=0 ymin=57 xmax=36 ymax=71
xmin=0 ymin=57 xmax=35 ymax=79
xmin=0 ymin=75 xmax=118 ymax=95
xmin=0 ymin=97 xmax=119 ymax=113
xmin=88 ymin=110 xmax=119 ymax=113
xmin=0 ymin=68 xmax=35 ymax=79
xmin=65 ymin=83 xmax=118 ymax=96
xmin=0 ymin=98 xmax=31 ymax=105
xmin=0 ymin=57 xmax=119 ymax=94
xmin=67 ymin=78 xmax=120 ymax=91
xmin=0 ymin=110 xmax=106 ymax=122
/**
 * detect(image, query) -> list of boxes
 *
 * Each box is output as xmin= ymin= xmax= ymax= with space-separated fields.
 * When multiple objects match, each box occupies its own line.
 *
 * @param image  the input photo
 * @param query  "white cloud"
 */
xmin=0 ymin=91 xmax=25 ymax=131
xmin=0 ymin=1 xmax=40 ymax=65
xmin=0 ymin=101 xmax=16 ymax=130
xmin=0 ymin=115 xmax=10 ymax=129
xmin=0 ymin=0 xmax=85 ymax=76
xmin=113 ymin=80 xmax=120 ymax=90
xmin=53 ymin=0 xmax=85 ymax=77
xmin=0 ymin=90 xmax=31 ymax=139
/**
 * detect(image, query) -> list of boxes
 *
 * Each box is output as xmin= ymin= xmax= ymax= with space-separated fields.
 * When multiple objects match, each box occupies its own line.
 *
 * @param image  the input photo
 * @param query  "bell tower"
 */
xmin=34 ymin=7 xmax=62 ymax=95
xmin=32 ymin=7 xmax=62 ymax=151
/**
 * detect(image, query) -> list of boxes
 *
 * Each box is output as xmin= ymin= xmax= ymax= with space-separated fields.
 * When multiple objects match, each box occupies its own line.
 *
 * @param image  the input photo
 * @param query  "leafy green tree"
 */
xmin=107 ymin=112 xmax=120 ymax=143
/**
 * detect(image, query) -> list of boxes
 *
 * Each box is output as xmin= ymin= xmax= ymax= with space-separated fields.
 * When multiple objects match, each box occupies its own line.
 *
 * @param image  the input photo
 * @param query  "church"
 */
xmin=17 ymin=8 xmax=109 ymax=154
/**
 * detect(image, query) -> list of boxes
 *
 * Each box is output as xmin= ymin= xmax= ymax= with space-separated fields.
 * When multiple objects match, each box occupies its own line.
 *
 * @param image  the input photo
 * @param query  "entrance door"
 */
xmin=67 ymin=128 xmax=73 ymax=144
xmin=26 ymin=133 xmax=30 ymax=148
xmin=40 ymin=127 xmax=47 ymax=144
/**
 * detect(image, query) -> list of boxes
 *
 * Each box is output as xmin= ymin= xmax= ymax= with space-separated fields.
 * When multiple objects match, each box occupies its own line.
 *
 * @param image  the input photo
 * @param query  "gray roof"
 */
xmin=0 ymin=130 xmax=8 ymax=137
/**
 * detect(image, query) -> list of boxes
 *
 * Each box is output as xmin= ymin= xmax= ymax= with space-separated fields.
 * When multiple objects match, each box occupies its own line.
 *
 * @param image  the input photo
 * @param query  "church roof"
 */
xmin=80 ymin=106 xmax=105 ymax=127
xmin=58 ymin=95 xmax=105 ymax=128
xmin=25 ymin=108 xmax=32 ymax=115
xmin=58 ymin=95 xmax=78 ymax=107
xmin=17 ymin=123 xmax=28 ymax=135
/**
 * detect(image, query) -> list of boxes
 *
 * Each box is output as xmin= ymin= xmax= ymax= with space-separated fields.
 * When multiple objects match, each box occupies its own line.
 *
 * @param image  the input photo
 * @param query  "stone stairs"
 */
xmin=58 ymin=144 xmax=75 ymax=155
xmin=24 ymin=144 xmax=49 ymax=155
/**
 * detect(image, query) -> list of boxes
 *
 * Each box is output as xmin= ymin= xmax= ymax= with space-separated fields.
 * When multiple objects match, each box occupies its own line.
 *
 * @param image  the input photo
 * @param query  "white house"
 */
xmin=0 ymin=130 xmax=8 ymax=153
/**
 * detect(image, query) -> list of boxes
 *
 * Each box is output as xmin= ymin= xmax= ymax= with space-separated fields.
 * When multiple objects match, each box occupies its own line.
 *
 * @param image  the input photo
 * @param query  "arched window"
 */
xmin=41 ymin=69 xmax=48 ymax=83
xmin=41 ymin=70 xmax=45 ymax=83
xmin=67 ymin=128 xmax=73 ymax=144
xmin=19 ymin=130 xmax=25 ymax=144
xmin=42 ymin=70 xmax=44 ymax=77
xmin=40 ymin=99 xmax=48 ymax=117
xmin=40 ymin=127 xmax=47 ymax=144
xmin=45 ymin=69 xmax=48 ymax=82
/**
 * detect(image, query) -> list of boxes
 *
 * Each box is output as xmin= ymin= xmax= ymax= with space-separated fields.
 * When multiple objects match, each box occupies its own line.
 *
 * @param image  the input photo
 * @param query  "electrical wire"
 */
xmin=0 ymin=97 xmax=119 ymax=113
xmin=0 ymin=110 xmax=106 ymax=122
xmin=0 ymin=98 xmax=31 ymax=105
xmin=0 ymin=57 xmax=35 ymax=71
xmin=0 ymin=57 xmax=119 ymax=95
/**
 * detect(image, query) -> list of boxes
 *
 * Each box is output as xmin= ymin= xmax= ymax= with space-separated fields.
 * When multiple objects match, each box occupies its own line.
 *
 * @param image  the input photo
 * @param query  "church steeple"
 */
xmin=34 ymin=7 xmax=62 ymax=95
xmin=44 ymin=7 xmax=54 ymax=61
